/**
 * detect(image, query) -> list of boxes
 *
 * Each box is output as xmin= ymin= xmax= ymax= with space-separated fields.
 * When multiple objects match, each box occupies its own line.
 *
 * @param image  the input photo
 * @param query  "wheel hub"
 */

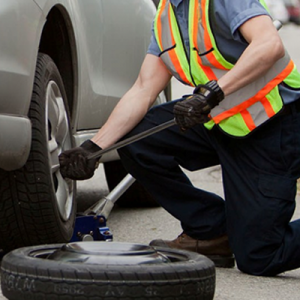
xmin=47 ymin=241 xmax=172 ymax=265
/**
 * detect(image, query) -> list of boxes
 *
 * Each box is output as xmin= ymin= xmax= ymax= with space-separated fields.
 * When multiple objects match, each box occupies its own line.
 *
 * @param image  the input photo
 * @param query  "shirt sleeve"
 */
xmin=217 ymin=0 xmax=271 ymax=39
xmin=147 ymin=23 xmax=161 ymax=56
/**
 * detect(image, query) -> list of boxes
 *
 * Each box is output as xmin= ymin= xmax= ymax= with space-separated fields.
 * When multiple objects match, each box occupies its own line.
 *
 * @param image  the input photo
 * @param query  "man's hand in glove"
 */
xmin=173 ymin=80 xmax=224 ymax=131
xmin=59 ymin=140 xmax=102 ymax=180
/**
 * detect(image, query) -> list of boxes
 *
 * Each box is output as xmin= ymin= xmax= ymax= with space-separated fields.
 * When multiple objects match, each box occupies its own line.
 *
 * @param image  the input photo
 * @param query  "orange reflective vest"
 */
xmin=154 ymin=0 xmax=300 ymax=137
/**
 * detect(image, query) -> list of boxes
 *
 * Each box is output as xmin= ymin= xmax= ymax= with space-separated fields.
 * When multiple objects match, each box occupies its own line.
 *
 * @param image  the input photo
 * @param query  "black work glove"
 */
xmin=59 ymin=140 xmax=102 ymax=180
xmin=173 ymin=80 xmax=224 ymax=131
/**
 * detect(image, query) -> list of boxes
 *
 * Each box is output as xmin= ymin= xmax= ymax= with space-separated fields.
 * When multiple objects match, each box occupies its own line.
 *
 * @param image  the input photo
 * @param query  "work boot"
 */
xmin=150 ymin=232 xmax=235 ymax=268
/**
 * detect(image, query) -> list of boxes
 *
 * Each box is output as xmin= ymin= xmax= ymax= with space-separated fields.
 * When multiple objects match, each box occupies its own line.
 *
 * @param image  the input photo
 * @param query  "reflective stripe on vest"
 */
xmin=154 ymin=0 xmax=300 ymax=137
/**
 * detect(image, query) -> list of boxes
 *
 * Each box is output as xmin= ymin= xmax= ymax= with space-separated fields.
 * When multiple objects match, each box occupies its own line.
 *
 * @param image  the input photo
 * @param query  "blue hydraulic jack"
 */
xmin=70 ymin=119 xmax=176 ymax=242
xmin=70 ymin=174 xmax=136 ymax=242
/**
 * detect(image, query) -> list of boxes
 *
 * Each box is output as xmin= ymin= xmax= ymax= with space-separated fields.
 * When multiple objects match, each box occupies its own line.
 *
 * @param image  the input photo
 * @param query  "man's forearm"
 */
xmin=91 ymin=86 xmax=155 ymax=149
xmin=91 ymin=54 xmax=172 ymax=149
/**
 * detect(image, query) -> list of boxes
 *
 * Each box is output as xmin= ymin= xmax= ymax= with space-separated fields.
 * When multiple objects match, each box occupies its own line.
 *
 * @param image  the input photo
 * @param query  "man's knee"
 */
xmin=234 ymin=247 xmax=279 ymax=276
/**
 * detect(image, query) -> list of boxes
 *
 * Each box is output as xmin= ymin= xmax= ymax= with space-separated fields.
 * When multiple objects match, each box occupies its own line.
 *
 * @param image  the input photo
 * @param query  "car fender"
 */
xmin=0 ymin=0 xmax=44 ymax=116
xmin=0 ymin=0 xmax=46 ymax=170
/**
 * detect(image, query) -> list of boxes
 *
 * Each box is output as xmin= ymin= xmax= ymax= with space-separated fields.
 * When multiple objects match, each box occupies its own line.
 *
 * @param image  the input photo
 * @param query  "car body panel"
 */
xmin=0 ymin=0 xmax=158 ymax=170
xmin=0 ymin=115 xmax=31 ymax=170
xmin=33 ymin=0 xmax=157 ymax=130
xmin=0 ymin=1 xmax=42 ymax=116
xmin=0 ymin=1 xmax=44 ymax=169
xmin=73 ymin=0 xmax=157 ymax=130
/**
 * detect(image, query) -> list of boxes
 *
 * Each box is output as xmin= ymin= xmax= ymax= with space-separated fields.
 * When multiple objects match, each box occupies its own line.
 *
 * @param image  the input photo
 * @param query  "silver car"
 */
xmin=0 ymin=0 xmax=167 ymax=253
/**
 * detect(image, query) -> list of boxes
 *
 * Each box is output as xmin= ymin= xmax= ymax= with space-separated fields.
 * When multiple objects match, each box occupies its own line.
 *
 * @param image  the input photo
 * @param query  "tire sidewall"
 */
xmin=28 ymin=53 xmax=76 ymax=240
xmin=1 ymin=243 xmax=215 ymax=300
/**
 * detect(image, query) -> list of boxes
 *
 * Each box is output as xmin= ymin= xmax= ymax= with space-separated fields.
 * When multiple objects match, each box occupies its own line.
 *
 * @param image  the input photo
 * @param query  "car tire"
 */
xmin=1 ymin=242 xmax=216 ymax=300
xmin=0 ymin=53 xmax=76 ymax=253
xmin=104 ymin=160 xmax=159 ymax=207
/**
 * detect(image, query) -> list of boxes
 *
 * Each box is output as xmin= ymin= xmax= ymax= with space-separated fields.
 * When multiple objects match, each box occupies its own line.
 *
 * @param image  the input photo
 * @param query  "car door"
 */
xmin=72 ymin=0 xmax=157 ymax=130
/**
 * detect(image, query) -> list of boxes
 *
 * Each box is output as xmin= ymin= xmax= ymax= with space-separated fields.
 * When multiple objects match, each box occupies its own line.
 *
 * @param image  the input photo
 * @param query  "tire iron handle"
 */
xmin=87 ymin=119 xmax=176 ymax=161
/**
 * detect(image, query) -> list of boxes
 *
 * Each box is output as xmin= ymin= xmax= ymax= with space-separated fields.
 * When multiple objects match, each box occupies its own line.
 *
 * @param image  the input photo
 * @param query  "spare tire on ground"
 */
xmin=1 ymin=241 xmax=216 ymax=300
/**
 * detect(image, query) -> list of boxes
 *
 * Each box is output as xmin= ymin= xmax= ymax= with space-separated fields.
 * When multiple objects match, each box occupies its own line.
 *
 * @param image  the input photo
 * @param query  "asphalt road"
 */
xmin=1 ymin=23 xmax=300 ymax=300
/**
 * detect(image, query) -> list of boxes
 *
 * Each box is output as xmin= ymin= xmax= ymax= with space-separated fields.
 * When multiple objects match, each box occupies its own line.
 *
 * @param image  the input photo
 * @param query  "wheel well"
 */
xmin=39 ymin=6 xmax=77 ymax=118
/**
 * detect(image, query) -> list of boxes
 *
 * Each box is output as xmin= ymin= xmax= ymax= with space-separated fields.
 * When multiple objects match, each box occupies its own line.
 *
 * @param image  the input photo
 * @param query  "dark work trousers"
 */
xmin=118 ymin=99 xmax=300 ymax=276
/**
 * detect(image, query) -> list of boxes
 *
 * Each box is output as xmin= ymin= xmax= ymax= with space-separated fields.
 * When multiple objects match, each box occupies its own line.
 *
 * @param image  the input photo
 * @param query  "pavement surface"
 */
xmin=1 ymin=23 xmax=300 ymax=300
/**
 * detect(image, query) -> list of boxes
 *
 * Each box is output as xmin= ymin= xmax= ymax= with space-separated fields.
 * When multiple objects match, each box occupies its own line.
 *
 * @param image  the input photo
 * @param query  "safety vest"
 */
xmin=154 ymin=0 xmax=300 ymax=137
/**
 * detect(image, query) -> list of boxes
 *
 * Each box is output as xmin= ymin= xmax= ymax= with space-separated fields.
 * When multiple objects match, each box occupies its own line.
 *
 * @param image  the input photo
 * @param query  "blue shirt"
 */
xmin=148 ymin=0 xmax=300 ymax=103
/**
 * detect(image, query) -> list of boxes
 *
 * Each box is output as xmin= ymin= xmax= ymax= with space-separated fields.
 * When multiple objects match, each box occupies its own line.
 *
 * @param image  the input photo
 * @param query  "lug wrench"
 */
xmin=87 ymin=118 xmax=176 ymax=161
